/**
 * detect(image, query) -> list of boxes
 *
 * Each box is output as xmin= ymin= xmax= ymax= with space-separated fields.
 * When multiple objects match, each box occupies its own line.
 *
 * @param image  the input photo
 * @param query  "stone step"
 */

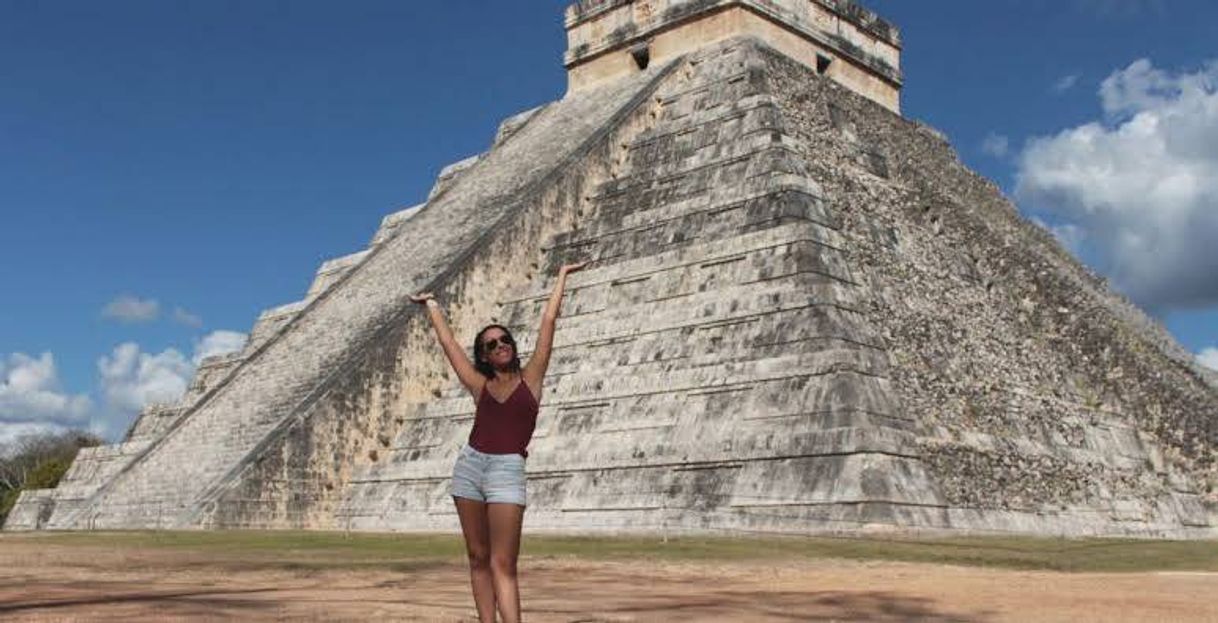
xmin=366 ymin=419 xmax=918 ymax=486
xmin=545 ymin=189 xmax=836 ymax=273
xmin=594 ymin=135 xmax=807 ymax=205
xmin=493 ymin=105 xmax=547 ymax=148
xmin=509 ymin=301 xmax=882 ymax=375
xmin=53 ymin=58 xmax=687 ymax=529
xmin=619 ymin=130 xmax=808 ymax=197
xmin=368 ymin=204 xmax=425 ymax=246
xmin=427 ymin=153 xmax=484 ymax=201
xmin=50 ymin=440 xmax=154 ymax=501
xmin=523 ymin=220 xmax=847 ymax=304
xmin=643 ymin=63 xmax=768 ymax=128
xmin=3 ymin=489 xmax=59 ymax=531
xmin=519 ymin=241 xmax=859 ymax=321
xmin=406 ymin=346 xmax=895 ymax=426
xmin=500 ymin=290 xmax=877 ymax=387
xmin=390 ymin=372 xmax=909 ymax=463
xmin=518 ymin=300 xmax=870 ymax=377
xmin=513 ymin=268 xmax=864 ymax=356
xmin=346 ymin=450 xmax=943 ymax=526
xmin=620 ymin=104 xmax=795 ymax=179
xmin=551 ymin=452 xmax=943 ymax=511
xmin=629 ymin=92 xmax=780 ymax=150
xmin=125 ymin=404 xmax=186 ymax=441
xmin=244 ymin=300 xmax=308 ymax=354
xmin=547 ymin=173 xmax=827 ymax=262
xmin=305 ymin=250 xmax=372 ymax=299
xmin=181 ymin=351 xmax=247 ymax=406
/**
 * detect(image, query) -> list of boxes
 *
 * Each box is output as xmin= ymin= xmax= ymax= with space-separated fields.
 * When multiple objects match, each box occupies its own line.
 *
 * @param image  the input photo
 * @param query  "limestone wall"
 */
xmin=340 ymin=39 xmax=941 ymax=536
xmin=17 ymin=32 xmax=1216 ymax=538
xmin=306 ymin=251 xmax=371 ymax=299
xmin=4 ymin=489 xmax=57 ymax=531
xmin=182 ymin=352 xmax=247 ymax=405
xmin=126 ymin=404 xmax=186 ymax=440
xmin=564 ymin=0 xmax=901 ymax=112
xmin=334 ymin=39 xmax=1215 ymax=538
xmin=368 ymin=205 xmax=424 ymax=247
xmin=5 ymin=342 xmax=250 ymax=529
xmin=203 ymin=64 xmax=679 ymax=530
xmin=761 ymin=48 xmax=1217 ymax=534
xmin=38 ymin=59 xmax=683 ymax=531
xmin=18 ymin=440 xmax=155 ymax=529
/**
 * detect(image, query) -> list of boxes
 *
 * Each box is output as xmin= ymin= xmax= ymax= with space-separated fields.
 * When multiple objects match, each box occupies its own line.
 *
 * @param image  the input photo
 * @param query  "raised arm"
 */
xmin=523 ymin=262 xmax=587 ymax=390
xmin=411 ymin=293 xmax=485 ymax=398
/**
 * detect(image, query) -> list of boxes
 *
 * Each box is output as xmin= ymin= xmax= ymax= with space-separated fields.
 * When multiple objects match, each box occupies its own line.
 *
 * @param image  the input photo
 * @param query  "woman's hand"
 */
xmin=559 ymin=261 xmax=589 ymax=276
xmin=409 ymin=292 xmax=435 ymax=304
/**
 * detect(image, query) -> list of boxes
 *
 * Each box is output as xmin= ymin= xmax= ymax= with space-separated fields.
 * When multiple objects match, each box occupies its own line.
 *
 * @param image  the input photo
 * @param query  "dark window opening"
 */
xmin=816 ymin=53 xmax=833 ymax=75
xmin=630 ymin=43 xmax=650 ymax=70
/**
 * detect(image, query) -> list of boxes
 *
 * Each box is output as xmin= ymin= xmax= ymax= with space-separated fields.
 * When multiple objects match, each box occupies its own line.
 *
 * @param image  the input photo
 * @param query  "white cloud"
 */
xmin=1050 ymin=223 xmax=1087 ymax=255
xmin=1053 ymin=74 xmax=1080 ymax=94
xmin=1098 ymin=59 xmax=1217 ymax=120
xmin=93 ymin=331 xmax=247 ymax=439
xmin=1016 ymin=58 xmax=1218 ymax=310
xmin=1199 ymin=348 xmax=1218 ymax=371
xmin=0 ymin=352 xmax=92 ymax=445
xmin=102 ymin=295 xmax=160 ymax=323
xmin=193 ymin=330 xmax=247 ymax=365
xmin=1032 ymin=217 xmax=1087 ymax=255
xmin=172 ymin=307 xmax=204 ymax=328
xmin=0 ymin=422 xmax=72 ymax=451
xmin=0 ymin=329 xmax=249 ymax=444
xmin=97 ymin=343 xmax=193 ymax=417
xmin=981 ymin=132 xmax=1010 ymax=158
xmin=0 ymin=353 xmax=92 ymax=425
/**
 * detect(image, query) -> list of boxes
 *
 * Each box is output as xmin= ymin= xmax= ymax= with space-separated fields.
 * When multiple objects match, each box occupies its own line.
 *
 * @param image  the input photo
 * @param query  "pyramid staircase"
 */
xmin=340 ymin=40 xmax=944 ymax=534
xmin=25 ymin=56 xmax=683 ymax=531
xmin=10 ymin=35 xmax=1215 ymax=537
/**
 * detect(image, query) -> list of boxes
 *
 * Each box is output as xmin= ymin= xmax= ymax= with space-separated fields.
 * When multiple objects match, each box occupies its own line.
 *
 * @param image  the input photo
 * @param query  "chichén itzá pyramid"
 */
xmin=8 ymin=0 xmax=1217 ymax=538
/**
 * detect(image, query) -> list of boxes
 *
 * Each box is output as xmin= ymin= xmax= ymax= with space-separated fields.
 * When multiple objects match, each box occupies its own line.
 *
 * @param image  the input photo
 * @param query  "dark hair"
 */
xmin=472 ymin=324 xmax=521 ymax=379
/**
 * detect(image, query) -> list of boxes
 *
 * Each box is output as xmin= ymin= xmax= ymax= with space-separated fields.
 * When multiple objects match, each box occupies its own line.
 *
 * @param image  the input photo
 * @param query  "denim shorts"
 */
xmin=450 ymin=444 xmax=527 ymax=507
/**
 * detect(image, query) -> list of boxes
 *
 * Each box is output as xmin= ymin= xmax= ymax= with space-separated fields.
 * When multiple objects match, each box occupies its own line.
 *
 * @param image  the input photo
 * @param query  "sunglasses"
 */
xmin=481 ymin=335 xmax=515 ymax=353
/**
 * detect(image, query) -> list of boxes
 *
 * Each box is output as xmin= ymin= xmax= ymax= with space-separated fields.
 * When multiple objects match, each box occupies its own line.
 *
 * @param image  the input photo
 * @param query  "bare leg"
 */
xmin=454 ymin=496 xmax=497 ymax=623
xmin=487 ymin=502 xmax=525 ymax=623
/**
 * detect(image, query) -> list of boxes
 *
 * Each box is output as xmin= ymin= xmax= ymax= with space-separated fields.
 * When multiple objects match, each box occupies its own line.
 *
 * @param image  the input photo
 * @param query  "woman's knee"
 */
xmin=466 ymin=546 xmax=491 ymax=569
xmin=489 ymin=553 xmax=517 ymax=577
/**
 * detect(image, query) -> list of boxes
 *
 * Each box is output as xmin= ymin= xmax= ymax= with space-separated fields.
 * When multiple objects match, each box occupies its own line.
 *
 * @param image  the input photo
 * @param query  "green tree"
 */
xmin=0 ymin=429 xmax=103 ymax=527
xmin=0 ymin=489 xmax=21 ymax=526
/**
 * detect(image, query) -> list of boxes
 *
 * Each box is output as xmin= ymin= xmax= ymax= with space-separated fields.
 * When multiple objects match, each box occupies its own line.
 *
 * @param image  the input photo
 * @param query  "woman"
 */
xmin=410 ymin=260 xmax=586 ymax=623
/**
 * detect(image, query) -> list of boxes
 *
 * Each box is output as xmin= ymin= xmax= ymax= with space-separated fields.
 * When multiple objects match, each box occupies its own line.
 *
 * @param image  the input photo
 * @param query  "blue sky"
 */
xmin=2 ymin=0 xmax=1216 ymax=442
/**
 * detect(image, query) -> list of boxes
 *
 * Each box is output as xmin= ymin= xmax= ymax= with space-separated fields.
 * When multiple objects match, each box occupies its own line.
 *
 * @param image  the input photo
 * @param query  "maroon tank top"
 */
xmin=468 ymin=379 xmax=539 ymax=457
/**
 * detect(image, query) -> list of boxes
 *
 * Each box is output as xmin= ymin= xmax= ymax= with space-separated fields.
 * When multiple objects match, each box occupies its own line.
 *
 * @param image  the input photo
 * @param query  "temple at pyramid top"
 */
xmin=564 ymin=0 xmax=902 ymax=111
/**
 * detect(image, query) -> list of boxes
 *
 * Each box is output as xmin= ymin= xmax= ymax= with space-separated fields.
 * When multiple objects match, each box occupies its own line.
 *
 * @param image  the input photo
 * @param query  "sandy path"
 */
xmin=1 ymin=542 xmax=1216 ymax=622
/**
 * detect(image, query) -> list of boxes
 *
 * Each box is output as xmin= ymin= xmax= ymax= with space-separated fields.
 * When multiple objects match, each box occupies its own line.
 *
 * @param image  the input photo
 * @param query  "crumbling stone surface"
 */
xmin=4 ymin=489 xmax=57 ymax=531
xmin=763 ymin=48 xmax=1216 ymax=531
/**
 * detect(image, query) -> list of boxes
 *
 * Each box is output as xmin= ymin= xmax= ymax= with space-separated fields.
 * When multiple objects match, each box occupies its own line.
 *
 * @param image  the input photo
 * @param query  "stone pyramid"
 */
xmin=9 ymin=0 xmax=1216 ymax=537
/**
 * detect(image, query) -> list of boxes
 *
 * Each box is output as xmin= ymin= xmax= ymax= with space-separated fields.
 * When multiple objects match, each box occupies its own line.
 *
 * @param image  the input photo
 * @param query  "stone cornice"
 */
xmin=566 ymin=0 xmax=900 ymax=48
xmin=564 ymin=0 xmax=902 ymax=86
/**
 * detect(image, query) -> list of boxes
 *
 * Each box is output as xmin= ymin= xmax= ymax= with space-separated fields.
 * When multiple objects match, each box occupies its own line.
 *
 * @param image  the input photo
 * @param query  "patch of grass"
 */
xmin=8 ymin=530 xmax=464 ymax=570
xmin=25 ymin=529 xmax=455 ymax=553
xmin=5 ymin=530 xmax=1217 ymax=574
xmin=522 ymin=533 xmax=1218 ymax=572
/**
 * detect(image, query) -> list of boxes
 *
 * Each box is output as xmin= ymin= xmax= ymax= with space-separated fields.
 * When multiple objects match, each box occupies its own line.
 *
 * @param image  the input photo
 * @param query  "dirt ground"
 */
xmin=2 ymin=540 xmax=1216 ymax=622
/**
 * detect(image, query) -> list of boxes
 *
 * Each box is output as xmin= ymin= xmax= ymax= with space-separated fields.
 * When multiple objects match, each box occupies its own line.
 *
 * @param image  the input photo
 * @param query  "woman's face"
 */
xmin=480 ymin=329 xmax=516 ymax=368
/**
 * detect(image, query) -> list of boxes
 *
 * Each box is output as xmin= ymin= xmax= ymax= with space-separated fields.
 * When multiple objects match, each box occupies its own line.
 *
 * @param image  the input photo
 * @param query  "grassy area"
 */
xmin=5 ymin=530 xmax=1218 ymax=574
